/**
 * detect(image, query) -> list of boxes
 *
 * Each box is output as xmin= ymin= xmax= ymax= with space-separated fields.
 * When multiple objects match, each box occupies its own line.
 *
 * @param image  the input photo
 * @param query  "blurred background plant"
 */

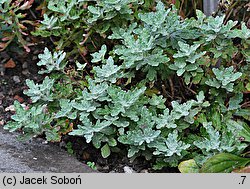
xmin=0 ymin=0 xmax=38 ymax=52
xmin=215 ymin=0 xmax=250 ymax=26
xmin=166 ymin=0 xmax=203 ymax=18
xmin=1 ymin=1 xmax=249 ymax=54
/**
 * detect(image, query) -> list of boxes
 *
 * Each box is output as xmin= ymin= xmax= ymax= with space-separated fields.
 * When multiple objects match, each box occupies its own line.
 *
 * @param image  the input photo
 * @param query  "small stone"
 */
xmin=102 ymin=166 xmax=109 ymax=171
xmin=140 ymin=169 xmax=149 ymax=173
xmin=22 ymin=62 xmax=28 ymax=69
xmin=5 ymin=105 xmax=15 ymax=112
xmin=13 ymin=76 xmax=21 ymax=83
xmin=0 ymin=120 xmax=5 ymax=126
xmin=33 ymin=50 xmax=40 ymax=54
xmin=32 ymin=56 xmax=38 ymax=61
xmin=22 ymin=69 xmax=30 ymax=75
xmin=42 ymin=141 xmax=48 ymax=145
xmin=123 ymin=166 xmax=135 ymax=173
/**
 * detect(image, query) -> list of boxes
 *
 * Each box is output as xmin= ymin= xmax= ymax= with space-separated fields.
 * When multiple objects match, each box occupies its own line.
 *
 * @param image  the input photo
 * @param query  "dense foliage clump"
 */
xmin=2 ymin=0 xmax=250 ymax=172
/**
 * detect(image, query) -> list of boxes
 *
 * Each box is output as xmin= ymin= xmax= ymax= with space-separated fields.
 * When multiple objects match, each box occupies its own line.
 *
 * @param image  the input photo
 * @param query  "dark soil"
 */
xmin=60 ymin=135 xmax=179 ymax=173
xmin=0 ymin=44 xmax=178 ymax=173
xmin=0 ymin=46 xmax=43 ymax=122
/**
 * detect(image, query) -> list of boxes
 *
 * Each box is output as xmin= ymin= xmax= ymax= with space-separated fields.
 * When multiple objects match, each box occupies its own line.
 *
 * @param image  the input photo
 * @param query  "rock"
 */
xmin=5 ymin=105 xmax=15 ymax=112
xmin=32 ymin=56 xmax=38 ymax=61
xmin=13 ymin=76 xmax=21 ymax=83
xmin=22 ymin=69 xmax=30 ymax=75
xmin=0 ymin=120 xmax=4 ymax=126
xmin=42 ymin=141 xmax=48 ymax=145
xmin=0 ymin=127 xmax=97 ymax=173
xmin=33 ymin=50 xmax=40 ymax=54
xmin=123 ymin=166 xmax=135 ymax=173
xmin=140 ymin=169 xmax=149 ymax=173
xmin=22 ymin=62 xmax=28 ymax=69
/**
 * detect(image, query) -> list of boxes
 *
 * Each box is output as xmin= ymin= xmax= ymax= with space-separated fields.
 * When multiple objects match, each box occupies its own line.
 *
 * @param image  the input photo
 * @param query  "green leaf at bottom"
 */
xmin=178 ymin=159 xmax=199 ymax=173
xmin=101 ymin=144 xmax=111 ymax=158
xmin=200 ymin=153 xmax=250 ymax=173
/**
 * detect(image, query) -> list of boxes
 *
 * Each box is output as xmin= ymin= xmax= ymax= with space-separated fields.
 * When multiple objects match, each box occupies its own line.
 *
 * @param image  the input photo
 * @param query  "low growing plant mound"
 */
xmin=2 ymin=0 xmax=250 ymax=172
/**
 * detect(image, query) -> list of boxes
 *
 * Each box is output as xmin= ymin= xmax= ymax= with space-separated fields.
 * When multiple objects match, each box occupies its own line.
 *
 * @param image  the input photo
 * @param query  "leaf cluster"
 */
xmin=4 ymin=1 xmax=250 ymax=171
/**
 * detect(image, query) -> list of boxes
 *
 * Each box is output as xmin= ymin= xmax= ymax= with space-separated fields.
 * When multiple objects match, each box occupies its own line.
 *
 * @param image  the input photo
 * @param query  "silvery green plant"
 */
xmin=87 ymin=0 xmax=143 ymax=24
xmin=205 ymin=66 xmax=242 ymax=92
xmin=37 ymin=48 xmax=67 ymax=74
xmin=4 ymin=101 xmax=59 ymax=141
xmin=23 ymin=76 xmax=54 ymax=103
xmin=4 ymin=1 xmax=250 ymax=171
